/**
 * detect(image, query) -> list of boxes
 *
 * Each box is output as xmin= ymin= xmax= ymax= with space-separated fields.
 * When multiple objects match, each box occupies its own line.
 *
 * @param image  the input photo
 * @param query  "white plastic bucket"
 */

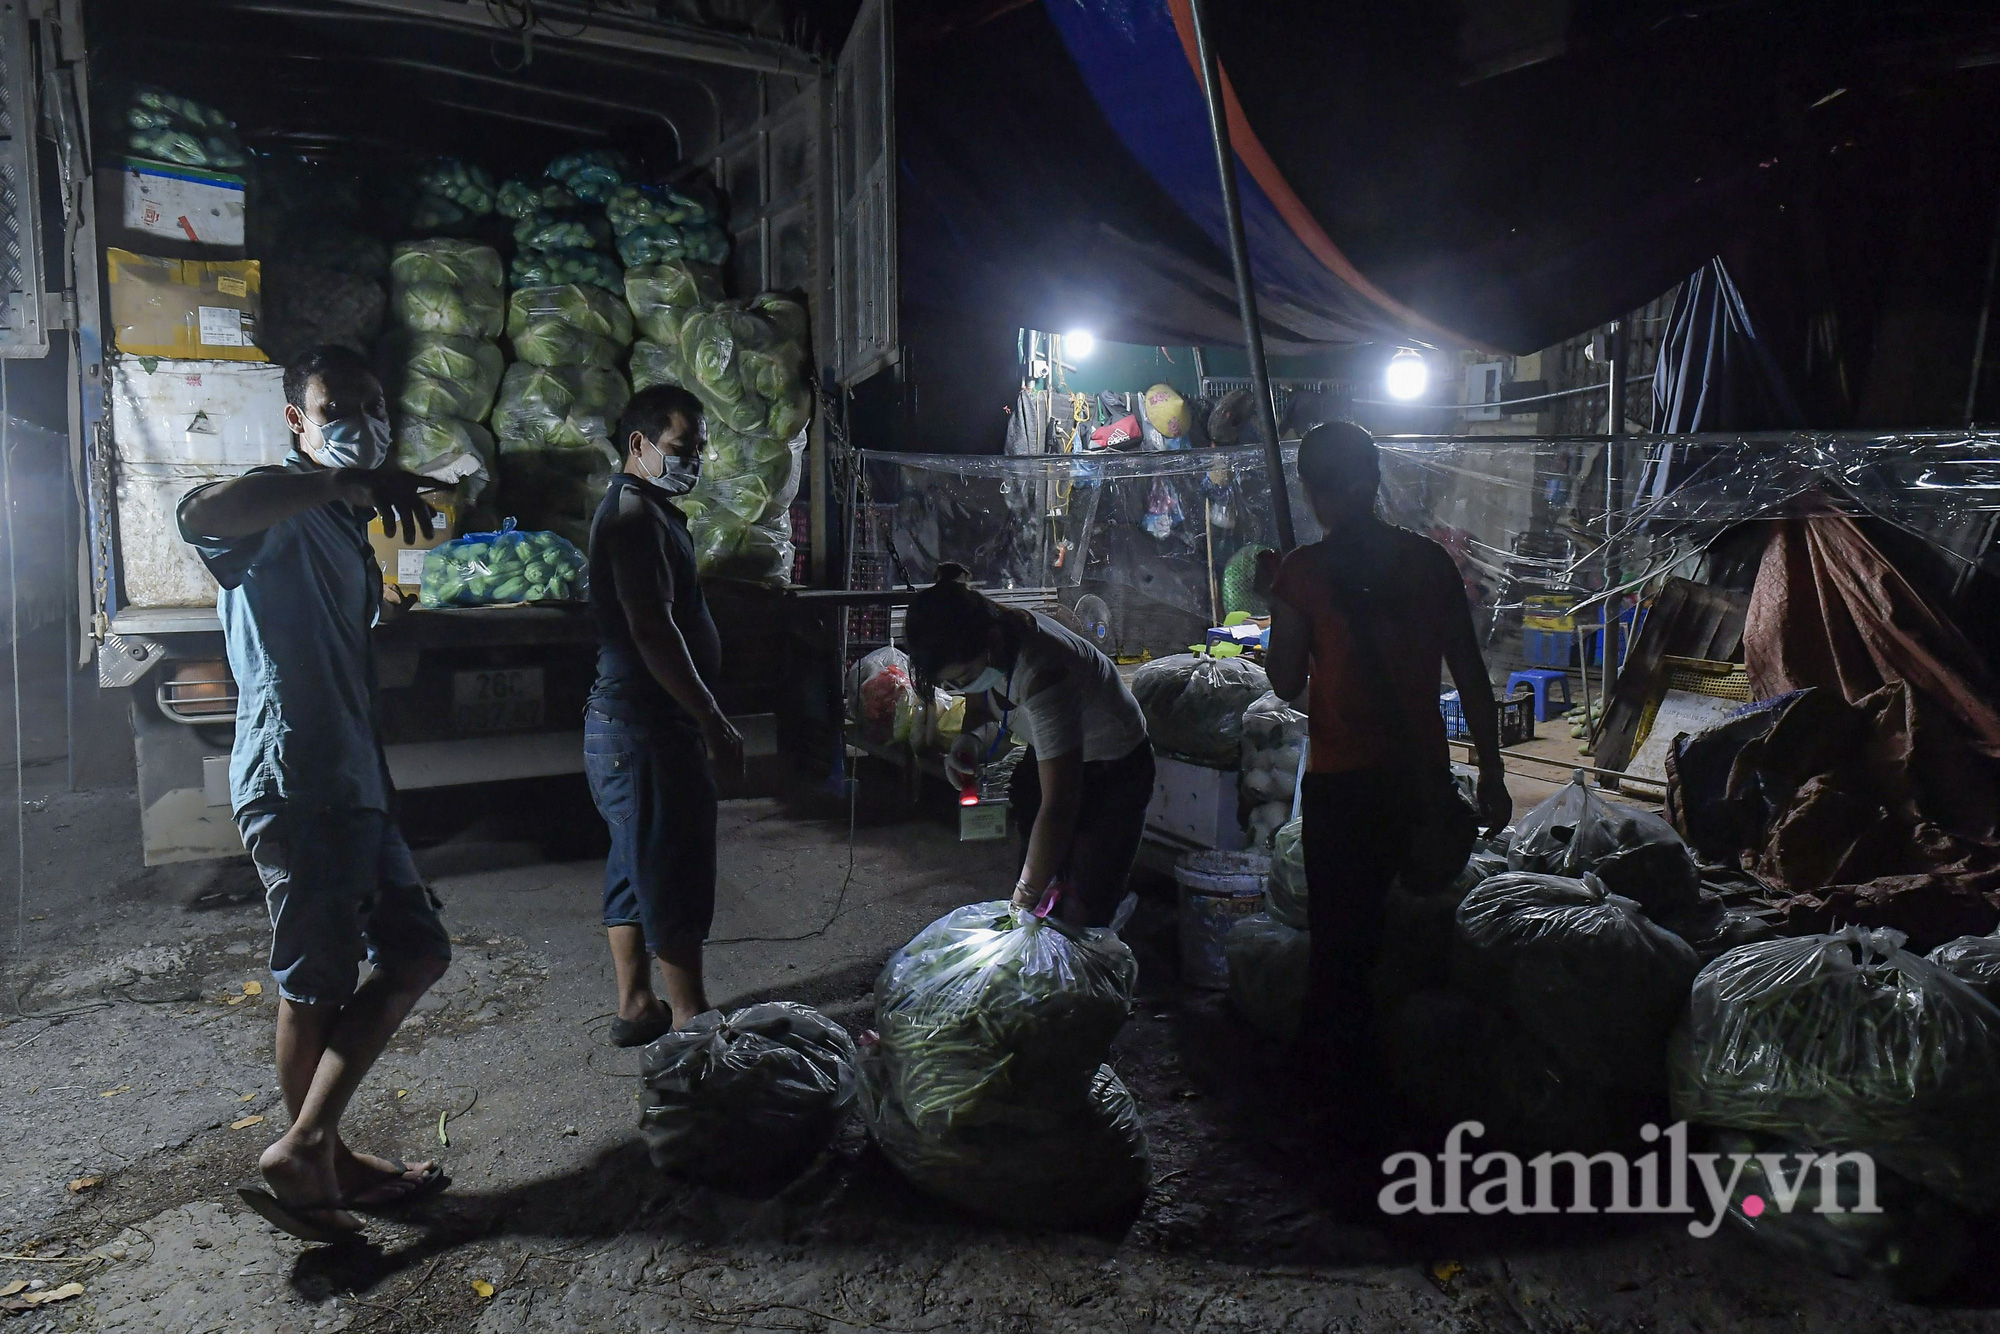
xmin=1175 ymin=850 xmax=1271 ymax=989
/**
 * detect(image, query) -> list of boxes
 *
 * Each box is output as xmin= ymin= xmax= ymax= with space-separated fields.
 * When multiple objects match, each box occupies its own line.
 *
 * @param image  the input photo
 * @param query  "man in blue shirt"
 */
xmin=178 ymin=344 xmax=450 ymax=1242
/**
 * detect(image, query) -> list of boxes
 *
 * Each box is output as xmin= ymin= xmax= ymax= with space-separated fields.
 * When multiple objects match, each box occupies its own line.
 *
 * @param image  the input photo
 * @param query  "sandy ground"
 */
xmin=3 ymin=755 xmax=2000 ymax=1334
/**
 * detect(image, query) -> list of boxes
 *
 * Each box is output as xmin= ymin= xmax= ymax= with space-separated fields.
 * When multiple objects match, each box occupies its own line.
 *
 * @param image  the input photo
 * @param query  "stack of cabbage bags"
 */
xmin=606 ymin=182 xmax=730 ymax=268
xmin=123 ymin=87 xmax=247 ymax=170
xmin=624 ymin=260 xmax=723 ymax=392
xmin=509 ymin=150 xmax=626 ymax=292
xmin=409 ymin=158 xmax=496 ymax=234
xmin=1239 ymin=691 xmax=1305 ymax=847
xmin=384 ymin=240 xmax=503 ymax=502
xmin=418 ymin=522 xmax=587 ymax=608
xmin=862 ymin=902 xmax=1148 ymax=1226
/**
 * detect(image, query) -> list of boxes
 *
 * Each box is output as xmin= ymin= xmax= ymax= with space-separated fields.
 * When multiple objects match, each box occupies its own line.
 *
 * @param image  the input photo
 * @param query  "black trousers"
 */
xmin=1298 ymin=767 xmax=1424 ymax=1086
xmin=1008 ymin=739 xmax=1157 ymax=927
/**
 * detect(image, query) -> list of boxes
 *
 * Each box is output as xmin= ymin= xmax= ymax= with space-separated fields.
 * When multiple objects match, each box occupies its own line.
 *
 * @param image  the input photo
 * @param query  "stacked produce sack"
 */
xmin=606 ymin=181 xmax=730 ymax=268
xmin=1130 ymin=652 xmax=1271 ymax=768
xmin=383 ymin=240 xmax=503 ymax=502
xmin=122 ymin=86 xmax=247 ymax=169
xmin=1238 ymin=691 xmax=1305 ymax=847
xmin=1672 ymin=927 xmax=2000 ymax=1296
xmin=409 ymin=158 xmax=496 ymax=234
xmin=509 ymin=150 xmax=627 ymax=292
xmin=862 ymin=902 xmax=1149 ymax=1225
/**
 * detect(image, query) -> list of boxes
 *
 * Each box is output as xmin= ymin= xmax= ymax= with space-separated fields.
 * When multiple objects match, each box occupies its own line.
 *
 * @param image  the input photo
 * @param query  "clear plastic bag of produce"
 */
xmin=1508 ymin=771 xmax=1701 ymax=919
xmin=691 ymin=515 xmax=794 ymax=587
xmin=392 ymin=334 xmax=503 ymax=417
xmin=684 ymin=424 xmax=806 ymax=587
xmin=509 ymin=321 xmax=621 ymax=369
xmin=679 ymin=298 xmax=812 ymax=441
xmin=507 ymin=284 xmax=634 ymax=345
xmin=1456 ymin=871 xmax=1699 ymax=1095
xmin=1702 ymin=1128 xmax=1973 ymax=1299
xmin=1659 ymin=890 xmax=1778 ymax=963
xmin=1226 ymin=913 xmax=1307 ymax=1046
xmin=1239 ymin=691 xmax=1305 ymax=805
xmin=511 ymin=248 xmax=623 ymax=293
xmin=545 ymin=149 xmax=629 ymax=203
xmin=492 ymin=363 xmax=631 ymax=448
xmin=392 ymin=416 xmax=492 ymax=493
xmin=638 ymin=1001 xmax=859 ymax=1188
xmin=624 ymin=261 xmax=725 ymax=347
xmin=1266 ymin=817 xmax=1308 ymax=929
xmin=124 ymin=87 xmax=246 ymax=169
xmin=845 ymin=645 xmax=913 ymax=746
xmin=1929 ymin=933 xmax=2000 ymax=1006
xmin=513 ymin=208 xmax=613 ymax=254
xmin=412 ymin=159 xmax=495 ymax=217
xmin=417 ymin=520 xmax=588 ymax=608
xmin=629 ymin=338 xmax=684 ymax=392
xmin=395 ymin=368 xmax=497 ymax=422
xmin=1129 ymin=652 xmax=1272 ymax=768
xmin=393 ymin=283 xmax=504 ymax=340
xmin=390 ymin=239 xmax=504 ymax=291
xmin=616 ymin=222 xmax=730 ymax=269
xmin=493 ymin=442 xmax=617 ymax=551
xmin=606 ymin=182 xmax=716 ymax=234
xmin=1670 ymin=927 xmax=2000 ymax=1211
xmin=495 ymin=177 xmax=577 ymax=219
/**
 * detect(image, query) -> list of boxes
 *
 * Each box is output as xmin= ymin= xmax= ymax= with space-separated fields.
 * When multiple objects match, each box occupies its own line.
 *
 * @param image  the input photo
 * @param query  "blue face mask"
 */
xmin=640 ymin=435 xmax=701 ymax=497
xmin=306 ymin=412 xmax=391 ymax=471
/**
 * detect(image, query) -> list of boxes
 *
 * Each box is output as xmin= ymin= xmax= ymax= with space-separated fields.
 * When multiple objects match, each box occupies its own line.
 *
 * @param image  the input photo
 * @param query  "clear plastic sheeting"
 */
xmin=856 ymin=431 xmax=2000 ymax=659
xmin=1671 ymin=926 xmax=2000 ymax=1212
xmin=1928 ymin=934 xmax=2000 ymax=1007
xmin=639 ymin=1002 xmax=859 ymax=1188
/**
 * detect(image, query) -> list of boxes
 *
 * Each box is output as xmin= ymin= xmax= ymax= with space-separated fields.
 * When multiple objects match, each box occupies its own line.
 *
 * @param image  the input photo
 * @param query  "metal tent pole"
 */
xmin=1186 ymin=0 xmax=1294 ymax=551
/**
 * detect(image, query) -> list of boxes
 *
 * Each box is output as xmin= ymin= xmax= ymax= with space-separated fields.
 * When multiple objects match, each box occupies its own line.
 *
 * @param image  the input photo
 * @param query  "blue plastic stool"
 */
xmin=1505 ymin=668 xmax=1573 ymax=722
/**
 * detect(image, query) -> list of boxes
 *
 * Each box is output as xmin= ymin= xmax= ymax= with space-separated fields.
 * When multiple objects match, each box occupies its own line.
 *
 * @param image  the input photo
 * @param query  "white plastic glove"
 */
xmin=944 ymin=733 xmax=983 ymax=790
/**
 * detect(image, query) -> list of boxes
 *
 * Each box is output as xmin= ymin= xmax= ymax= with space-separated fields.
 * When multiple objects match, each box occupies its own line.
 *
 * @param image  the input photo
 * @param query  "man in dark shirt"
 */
xmin=178 ymin=345 xmax=451 ymax=1242
xmin=587 ymin=384 xmax=743 ymax=1046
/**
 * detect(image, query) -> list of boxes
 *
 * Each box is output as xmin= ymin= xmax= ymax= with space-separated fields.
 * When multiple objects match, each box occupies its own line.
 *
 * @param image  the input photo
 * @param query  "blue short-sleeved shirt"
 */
xmin=177 ymin=457 xmax=391 ymax=813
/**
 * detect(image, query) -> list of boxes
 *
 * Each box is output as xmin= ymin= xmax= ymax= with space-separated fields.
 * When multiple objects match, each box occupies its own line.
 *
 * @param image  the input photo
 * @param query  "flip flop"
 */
xmin=236 ymin=1187 xmax=363 ymax=1245
xmin=349 ymin=1159 xmax=448 ymax=1213
xmin=608 ymin=1013 xmax=673 ymax=1048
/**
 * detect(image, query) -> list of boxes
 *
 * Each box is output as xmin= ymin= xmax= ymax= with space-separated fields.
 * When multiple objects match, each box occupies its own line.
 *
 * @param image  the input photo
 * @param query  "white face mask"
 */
xmin=639 ymin=435 xmax=700 ymax=496
xmin=952 ymin=665 xmax=1007 ymax=696
xmin=305 ymin=411 xmax=391 ymax=471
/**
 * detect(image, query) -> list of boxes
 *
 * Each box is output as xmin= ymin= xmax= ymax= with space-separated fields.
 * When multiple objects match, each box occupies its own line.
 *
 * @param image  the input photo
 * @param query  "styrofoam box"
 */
xmin=111 ymin=357 xmax=289 ymax=467
xmin=116 ymin=461 xmax=234 ymax=607
xmin=1145 ymin=754 xmax=1246 ymax=852
xmin=121 ymin=160 xmax=246 ymax=247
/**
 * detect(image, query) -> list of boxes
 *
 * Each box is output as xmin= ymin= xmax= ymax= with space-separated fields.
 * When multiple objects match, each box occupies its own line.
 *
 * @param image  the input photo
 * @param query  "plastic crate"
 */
xmin=1440 ymin=691 xmax=1535 ymax=746
xmin=1521 ymin=627 xmax=1573 ymax=668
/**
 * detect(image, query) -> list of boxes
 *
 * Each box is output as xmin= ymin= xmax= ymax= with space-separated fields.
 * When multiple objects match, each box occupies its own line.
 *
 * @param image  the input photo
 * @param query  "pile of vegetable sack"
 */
xmin=418 ymin=522 xmax=587 ymax=608
xmin=1239 ymin=691 xmax=1305 ymax=847
xmin=491 ymin=285 xmax=631 ymax=547
xmin=1130 ymin=653 xmax=1271 ymax=768
xmin=862 ymin=902 xmax=1149 ymax=1226
xmin=409 ymin=158 xmax=496 ymax=234
xmin=509 ymin=150 xmax=626 ymax=292
xmin=606 ymin=182 xmax=730 ymax=269
xmin=640 ymin=1002 xmax=859 ymax=1190
xmin=123 ymin=86 xmax=247 ymax=170
xmin=383 ymin=240 xmax=503 ymax=502
xmin=624 ymin=260 xmax=723 ymax=391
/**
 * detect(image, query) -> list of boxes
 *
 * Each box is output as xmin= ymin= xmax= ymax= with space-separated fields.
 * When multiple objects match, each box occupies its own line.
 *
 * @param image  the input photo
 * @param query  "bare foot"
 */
xmin=334 ymin=1142 xmax=438 ymax=1207
xmin=258 ymin=1133 xmax=360 ymax=1233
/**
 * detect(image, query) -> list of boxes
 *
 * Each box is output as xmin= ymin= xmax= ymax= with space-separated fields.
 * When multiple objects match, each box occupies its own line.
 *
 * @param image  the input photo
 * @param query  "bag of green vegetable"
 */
xmin=495 ymin=177 xmax=577 ymax=219
xmin=511 ymin=248 xmax=624 ymax=293
xmin=615 ymin=222 xmax=731 ymax=269
xmin=1509 ymin=770 xmax=1702 ymax=920
xmin=492 ymin=363 xmax=631 ymax=448
xmin=629 ymin=339 xmax=685 ymax=391
xmin=678 ymin=299 xmax=812 ymax=440
xmin=1266 ymin=817 xmax=1307 ymax=929
xmin=1670 ymin=926 xmax=2000 ymax=1212
xmin=690 ymin=515 xmax=793 ymax=587
xmin=639 ymin=1002 xmax=859 ymax=1189
xmin=624 ymin=262 xmax=724 ymax=346
xmin=606 ymin=182 xmax=716 ymax=234
xmin=393 ymin=417 xmax=492 ymax=497
xmin=124 ymin=87 xmax=247 ymax=169
xmin=1130 ymin=653 xmax=1272 ymax=769
xmin=1929 ymin=933 xmax=2000 ymax=1006
xmin=508 ymin=284 xmax=634 ymax=346
xmin=412 ymin=159 xmax=496 ymax=218
xmin=513 ymin=208 xmax=613 ymax=254
xmin=1699 ymin=1128 xmax=1973 ymax=1299
xmin=863 ymin=900 xmax=1147 ymax=1224
xmin=1226 ymin=913 xmax=1307 ymax=1046
xmin=545 ymin=149 xmax=629 ymax=203
xmin=390 ymin=240 xmax=505 ymax=293
xmin=391 ymin=334 xmax=503 ymax=414
xmin=417 ymin=520 xmax=588 ymax=608
xmin=1456 ymin=871 xmax=1698 ymax=1095
xmin=392 ymin=282 xmax=503 ymax=340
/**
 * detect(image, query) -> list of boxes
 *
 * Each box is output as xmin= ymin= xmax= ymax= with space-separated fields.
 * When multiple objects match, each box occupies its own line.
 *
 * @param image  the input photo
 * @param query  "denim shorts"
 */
xmin=585 ymin=710 xmax=717 ymax=952
xmin=237 ymin=805 xmax=451 ymax=1006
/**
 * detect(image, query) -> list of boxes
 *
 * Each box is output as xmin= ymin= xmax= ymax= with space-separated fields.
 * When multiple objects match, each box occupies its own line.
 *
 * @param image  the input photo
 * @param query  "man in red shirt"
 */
xmin=1262 ymin=422 xmax=1511 ymax=1129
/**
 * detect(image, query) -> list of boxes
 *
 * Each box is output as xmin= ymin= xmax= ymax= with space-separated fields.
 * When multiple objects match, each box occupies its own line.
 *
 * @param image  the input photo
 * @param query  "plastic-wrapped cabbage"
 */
xmin=396 ymin=334 xmax=503 ymax=414
xmin=703 ymin=423 xmax=798 ymax=496
xmin=492 ymin=363 xmax=631 ymax=448
xmin=1457 ymin=871 xmax=1698 ymax=1094
xmin=392 ymin=282 xmax=503 ymax=340
xmin=1929 ymin=934 xmax=2000 ymax=1006
xmin=412 ymin=158 xmax=495 ymax=216
xmin=392 ymin=417 xmax=492 ymax=493
xmin=1130 ymin=653 xmax=1272 ymax=768
xmin=396 ymin=370 xmax=493 ymax=422
xmin=510 ymin=247 xmax=623 ymax=293
xmin=1265 ymin=817 xmax=1307 ymax=929
xmin=639 ymin=1002 xmax=858 ymax=1189
xmin=683 ymin=424 xmax=805 ymax=586
xmin=510 ymin=321 xmax=621 ymax=369
xmin=629 ymin=338 xmax=684 ymax=391
xmin=1702 ymin=1128 xmax=1972 ymax=1299
xmin=606 ymin=182 xmax=715 ymax=234
xmin=1670 ymin=927 xmax=2000 ymax=1211
xmin=692 ymin=514 xmax=793 ymax=588
xmin=125 ymin=87 xmax=246 ymax=169
xmin=1226 ymin=913 xmax=1307 ymax=1046
xmin=494 ymin=443 xmax=617 ymax=551
xmin=616 ymin=222 xmax=730 ymax=269
xmin=507 ymin=283 xmax=634 ymax=345
xmin=624 ymin=261 xmax=724 ymax=346
xmin=390 ymin=239 xmax=504 ymax=291
xmin=513 ymin=208 xmax=613 ymax=254
xmin=545 ymin=149 xmax=629 ymax=203
xmin=678 ymin=299 xmax=811 ymax=440
xmin=418 ymin=522 xmax=587 ymax=607
xmin=863 ymin=902 xmax=1146 ymax=1224
xmin=495 ymin=177 xmax=577 ymax=219
xmin=1509 ymin=771 xmax=1701 ymax=920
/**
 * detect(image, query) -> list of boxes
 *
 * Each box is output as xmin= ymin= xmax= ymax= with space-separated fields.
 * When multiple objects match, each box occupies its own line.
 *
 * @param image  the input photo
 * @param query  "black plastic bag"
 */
xmin=1509 ymin=771 xmax=1701 ymax=919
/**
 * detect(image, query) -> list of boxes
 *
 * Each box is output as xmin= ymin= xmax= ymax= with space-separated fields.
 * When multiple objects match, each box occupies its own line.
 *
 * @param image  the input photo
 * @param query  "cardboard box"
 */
xmin=370 ymin=499 xmax=459 ymax=593
xmin=111 ymin=356 xmax=289 ymax=467
xmin=106 ymin=248 xmax=266 ymax=361
xmin=118 ymin=159 xmax=246 ymax=247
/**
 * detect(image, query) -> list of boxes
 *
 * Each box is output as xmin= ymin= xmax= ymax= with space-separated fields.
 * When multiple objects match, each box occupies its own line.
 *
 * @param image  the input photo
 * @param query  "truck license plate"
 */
xmin=452 ymin=668 xmax=545 ymax=734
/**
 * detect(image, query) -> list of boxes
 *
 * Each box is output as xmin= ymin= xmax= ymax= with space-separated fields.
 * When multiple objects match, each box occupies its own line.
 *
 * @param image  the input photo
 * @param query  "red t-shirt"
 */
xmin=1271 ymin=529 xmax=1462 ymax=775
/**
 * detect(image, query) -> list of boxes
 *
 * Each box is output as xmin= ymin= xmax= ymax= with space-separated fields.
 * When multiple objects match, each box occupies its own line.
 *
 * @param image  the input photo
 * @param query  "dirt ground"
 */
xmin=5 ymin=757 xmax=2000 ymax=1334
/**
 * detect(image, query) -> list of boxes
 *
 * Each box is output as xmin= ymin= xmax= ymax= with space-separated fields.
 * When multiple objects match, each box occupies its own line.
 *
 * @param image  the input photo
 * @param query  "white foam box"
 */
xmin=111 ymin=357 xmax=289 ymax=467
xmin=118 ymin=158 xmax=246 ymax=247
xmin=1146 ymin=754 xmax=1246 ymax=852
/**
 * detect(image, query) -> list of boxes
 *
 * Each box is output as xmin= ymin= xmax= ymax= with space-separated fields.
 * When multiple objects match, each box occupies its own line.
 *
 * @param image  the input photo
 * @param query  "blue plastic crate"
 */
xmin=1521 ymin=627 xmax=1572 ymax=668
xmin=1441 ymin=691 xmax=1535 ymax=747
